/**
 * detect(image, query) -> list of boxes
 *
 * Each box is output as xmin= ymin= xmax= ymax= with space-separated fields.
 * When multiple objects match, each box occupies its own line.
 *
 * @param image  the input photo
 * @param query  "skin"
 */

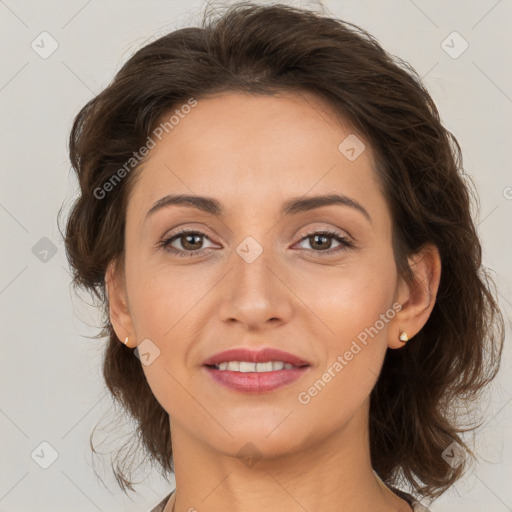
xmin=106 ymin=91 xmax=441 ymax=512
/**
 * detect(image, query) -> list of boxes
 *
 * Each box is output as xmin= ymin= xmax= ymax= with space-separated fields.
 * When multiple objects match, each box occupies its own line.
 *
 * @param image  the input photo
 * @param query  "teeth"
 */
xmin=240 ymin=362 xmax=256 ymax=372
xmin=257 ymin=362 xmax=274 ymax=372
xmin=213 ymin=361 xmax=297 ymax=372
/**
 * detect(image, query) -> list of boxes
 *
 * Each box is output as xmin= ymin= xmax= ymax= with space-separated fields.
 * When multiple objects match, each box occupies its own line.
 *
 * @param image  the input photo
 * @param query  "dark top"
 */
xmin=149 ymin=486 xmax=431 ymax=511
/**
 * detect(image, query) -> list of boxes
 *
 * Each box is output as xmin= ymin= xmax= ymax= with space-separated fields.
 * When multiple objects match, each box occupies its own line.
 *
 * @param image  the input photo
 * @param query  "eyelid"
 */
xmin=162 ymin=223 xmax=352 ymax=245
xmin=158 ymin=223 xmax=217 ymax=244
xmin=295 ymin=224 xmax=352 ymax=242
xmin=158 ymin=223 xmax=355 ymax=258
xmin=292 ymin=228 xmax=354 ymax=253
xmin=160 ymin=227 xmax=219 ymax=250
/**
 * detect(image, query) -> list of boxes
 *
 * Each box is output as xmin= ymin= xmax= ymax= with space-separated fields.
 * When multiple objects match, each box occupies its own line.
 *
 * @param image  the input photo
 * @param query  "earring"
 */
xmin=398 ymin=330 xmax=409 ymax=343
xmin=123 ymin=336 xmax=129 ymax=346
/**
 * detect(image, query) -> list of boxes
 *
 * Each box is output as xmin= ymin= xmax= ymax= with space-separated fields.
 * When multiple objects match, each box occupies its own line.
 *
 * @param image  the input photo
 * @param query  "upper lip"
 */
xmin=203 ymin=347 xmax=310 ymax=367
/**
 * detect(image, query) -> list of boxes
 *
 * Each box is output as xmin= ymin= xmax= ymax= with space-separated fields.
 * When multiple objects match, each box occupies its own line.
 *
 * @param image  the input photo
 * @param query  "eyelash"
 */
xmin=156 ymin=228 xmax=354 ymax=258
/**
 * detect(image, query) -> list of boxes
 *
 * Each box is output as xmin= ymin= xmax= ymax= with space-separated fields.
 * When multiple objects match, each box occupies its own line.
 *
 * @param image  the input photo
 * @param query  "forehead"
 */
xmin=128 ymin=90 xmax=385 ymax=224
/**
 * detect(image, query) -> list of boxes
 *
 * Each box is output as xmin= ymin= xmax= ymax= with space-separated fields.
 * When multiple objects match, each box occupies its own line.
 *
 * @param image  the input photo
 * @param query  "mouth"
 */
xmin=205 ymin=360 xmax=307 ymax=372
xmin=202 ymin=347 xmax=311 ymax=393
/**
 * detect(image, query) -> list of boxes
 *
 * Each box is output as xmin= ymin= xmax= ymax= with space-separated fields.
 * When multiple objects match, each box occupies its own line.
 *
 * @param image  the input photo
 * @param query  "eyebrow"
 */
xmin=145 ymin=192 xmax=372 ymax=223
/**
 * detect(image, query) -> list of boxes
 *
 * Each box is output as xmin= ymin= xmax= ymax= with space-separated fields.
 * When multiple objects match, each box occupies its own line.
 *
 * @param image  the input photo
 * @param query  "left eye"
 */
xmin=159 ymin=230 xmax=217 ymax=257
xmin=158 ymin=229 xmax=353 ymax=257
xmin=294 ymin=230 xmax=353 ymax=253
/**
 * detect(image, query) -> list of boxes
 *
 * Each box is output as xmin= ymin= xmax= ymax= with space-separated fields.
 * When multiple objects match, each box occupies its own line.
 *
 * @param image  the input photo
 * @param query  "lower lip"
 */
xmin=203 ymin=365 xmax=310 ymax=393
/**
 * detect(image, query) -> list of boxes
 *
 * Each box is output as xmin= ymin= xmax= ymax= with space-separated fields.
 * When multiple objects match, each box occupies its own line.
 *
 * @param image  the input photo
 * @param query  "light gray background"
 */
xmin=1 ymin=0 xmax=511 ymax=511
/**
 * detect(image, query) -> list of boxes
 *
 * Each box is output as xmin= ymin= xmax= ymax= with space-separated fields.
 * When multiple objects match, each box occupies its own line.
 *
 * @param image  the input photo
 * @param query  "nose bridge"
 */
xmin=218 ymin=233 xmax=293 ymax=327
xmin=235 ymin=238 xmax=274 ymax=293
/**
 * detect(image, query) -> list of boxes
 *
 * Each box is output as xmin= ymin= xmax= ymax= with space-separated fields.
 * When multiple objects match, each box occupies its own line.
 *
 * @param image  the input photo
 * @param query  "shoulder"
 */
xmin=149 ymin=492 xmax=173 ymax=512
xmin=147 ymin=489 xmax=433 ymax=512
xmin=412 ymin=501 xmax=432 ymax=512
xmin=412 ymin=500 xmax=430 ymax=512
xmin=388 ymin=485 xmax=432 ymax=512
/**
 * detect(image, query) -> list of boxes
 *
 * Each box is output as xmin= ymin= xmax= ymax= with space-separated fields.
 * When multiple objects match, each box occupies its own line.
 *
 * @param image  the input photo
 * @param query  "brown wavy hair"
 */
xmin=59 ymin=0 xmax=505 ymax=502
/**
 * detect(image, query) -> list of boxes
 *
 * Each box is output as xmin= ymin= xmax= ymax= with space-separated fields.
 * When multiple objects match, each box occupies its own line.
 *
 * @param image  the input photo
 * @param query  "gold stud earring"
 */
xmin=398 ymin=330 xmax=409 ymax=343
xmin=124 ymin=336 xmax=129 ymax=346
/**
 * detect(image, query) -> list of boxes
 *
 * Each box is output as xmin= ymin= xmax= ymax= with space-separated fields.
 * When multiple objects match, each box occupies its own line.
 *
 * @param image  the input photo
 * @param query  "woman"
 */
xmin=61 ymin=2 xmax=504 ymax=511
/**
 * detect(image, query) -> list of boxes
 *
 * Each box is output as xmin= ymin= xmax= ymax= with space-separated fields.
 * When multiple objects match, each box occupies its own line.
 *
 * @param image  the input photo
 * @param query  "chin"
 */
xmin=206 ymin=426 xmax=308 ymax=461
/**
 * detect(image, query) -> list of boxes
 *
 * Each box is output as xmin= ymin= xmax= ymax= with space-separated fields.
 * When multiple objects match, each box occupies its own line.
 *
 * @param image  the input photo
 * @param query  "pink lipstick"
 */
xmin=202 ymin=347 xmax=311 ymax=394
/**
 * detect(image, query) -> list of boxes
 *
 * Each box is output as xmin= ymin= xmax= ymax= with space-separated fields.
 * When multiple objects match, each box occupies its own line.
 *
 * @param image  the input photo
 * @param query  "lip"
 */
xmin=202 ymin=347 xmax=311 ymax=394
xmin=203 ymin=365 xmax=310 ymax=393
xmin=202 ymin=347 xmax=311 ymax=367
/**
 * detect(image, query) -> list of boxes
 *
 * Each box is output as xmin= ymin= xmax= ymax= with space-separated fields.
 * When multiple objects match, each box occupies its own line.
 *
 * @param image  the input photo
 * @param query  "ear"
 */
xmin=105 ymin=260 xmax=135 ymax=348
xmin=389 ymin=243 xmax=441 ymax=349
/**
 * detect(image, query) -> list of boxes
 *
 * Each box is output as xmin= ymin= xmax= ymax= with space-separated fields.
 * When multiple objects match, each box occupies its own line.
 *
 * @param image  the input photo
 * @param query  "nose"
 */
xmin=217 ymin=245 xmax=294 ymax=330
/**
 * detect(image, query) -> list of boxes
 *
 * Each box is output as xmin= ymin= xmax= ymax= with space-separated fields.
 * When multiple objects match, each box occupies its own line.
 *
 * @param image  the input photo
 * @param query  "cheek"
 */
xmin=132 ymin=274 xmax=198 ymax=414
xmin=127 ymin=264 xmax=200 ymax=340
xmin=294 ymin=250 xmax=397 ymax=339
xmin=127 ymin=270 xmax=207 ymax=400
xmin=293 ymin=253 xmax=397 ymax=399
xmin=293 ymin=300 xmax=393 ymax=434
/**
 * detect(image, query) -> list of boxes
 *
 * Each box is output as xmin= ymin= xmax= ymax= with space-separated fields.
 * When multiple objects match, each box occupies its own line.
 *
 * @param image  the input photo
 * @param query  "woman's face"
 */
xmin=112 ymin=90 xmax=408 ymax=459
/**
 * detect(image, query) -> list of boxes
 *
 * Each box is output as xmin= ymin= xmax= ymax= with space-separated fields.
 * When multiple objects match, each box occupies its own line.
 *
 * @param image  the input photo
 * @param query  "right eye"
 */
xmin=158 ymin=230 xmax=217 ymax=257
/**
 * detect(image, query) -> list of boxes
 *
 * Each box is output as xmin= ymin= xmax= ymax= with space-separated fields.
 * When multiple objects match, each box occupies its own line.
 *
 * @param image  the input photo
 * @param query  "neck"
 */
xmin=164 ymin=402 xmax=411 ymax=512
